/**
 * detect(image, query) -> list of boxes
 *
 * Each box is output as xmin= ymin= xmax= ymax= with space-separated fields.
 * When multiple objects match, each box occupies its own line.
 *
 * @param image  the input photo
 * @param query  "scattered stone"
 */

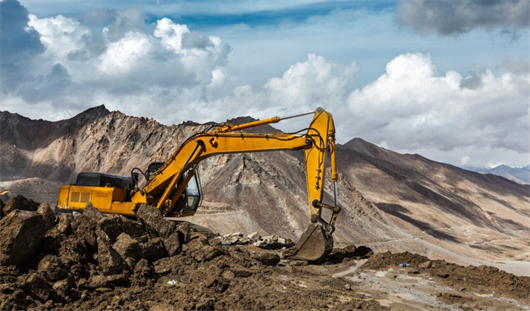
xmin=247 ymin=232 xmax=260 ymax=241
xmin=3 ymin=195 xmax=525 ymax=311
xmin=220 ymin=232 xmax=294 ymax=250
xmin=419 ymin=261 xmax=432 ymax=269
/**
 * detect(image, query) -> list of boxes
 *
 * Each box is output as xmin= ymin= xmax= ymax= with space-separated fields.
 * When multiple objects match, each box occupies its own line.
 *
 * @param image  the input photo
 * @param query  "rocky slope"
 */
xmin=1 ymin=106 xmax=529 ymax=275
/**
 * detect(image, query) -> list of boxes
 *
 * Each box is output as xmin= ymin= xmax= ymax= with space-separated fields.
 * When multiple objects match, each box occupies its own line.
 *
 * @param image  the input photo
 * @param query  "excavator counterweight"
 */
xmin=58 ymin=108 xmax=342 ymax=261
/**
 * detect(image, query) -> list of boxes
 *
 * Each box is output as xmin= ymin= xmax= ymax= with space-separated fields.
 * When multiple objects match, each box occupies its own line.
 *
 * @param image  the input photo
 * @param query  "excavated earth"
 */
xmin=1 ymin=196 xmax=529 ymax=310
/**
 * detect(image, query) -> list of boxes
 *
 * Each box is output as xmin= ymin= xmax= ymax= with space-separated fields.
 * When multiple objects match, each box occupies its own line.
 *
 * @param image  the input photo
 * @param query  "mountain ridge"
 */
xmin=0 ymin=106 xmax=529 ymax=274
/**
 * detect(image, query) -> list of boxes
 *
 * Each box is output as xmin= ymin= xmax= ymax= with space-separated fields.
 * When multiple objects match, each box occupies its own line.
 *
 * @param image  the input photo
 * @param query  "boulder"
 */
xmin=2 ymin=195 xmax=40 ymax=215
xmin=248 ymin=247 xmax=280 ymax=266
xmin=162 ymin=232 xmax=181 ymax=256
xmin=58 ymin=235 xmax=90 ymax=268
xmin=55 ymin=213 xmax=74 ymax=236
xmin=140 ymin=238 xmax=168 ymax=262
xmin=176 ymin=222 xmax=191 ymax=244
xmin=113 ymin=233 xmax=140 ymax=269
xmin=96 ymin=227 xmax=123 ymax=275
xmin=136 ymin=204 xmax=183 ymax=256
xmin=38 ymin=203 xmax=56 ymax=229
xmin=38 ymin=255 xmax=68 ymax=282
xmin=0 ymin=205 xmax=56 ymax=267
xmin=98 ymin=215 xmax=145 ymax=242
xmin=136 ymin=204 xmax=177 ymax=238
xmin=70 ymin=204 xmax=103 ymax=249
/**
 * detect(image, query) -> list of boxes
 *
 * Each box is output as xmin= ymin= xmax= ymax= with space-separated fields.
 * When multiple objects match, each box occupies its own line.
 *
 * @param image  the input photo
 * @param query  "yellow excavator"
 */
xmin=58 ymin=108 xmax=341 ymax=261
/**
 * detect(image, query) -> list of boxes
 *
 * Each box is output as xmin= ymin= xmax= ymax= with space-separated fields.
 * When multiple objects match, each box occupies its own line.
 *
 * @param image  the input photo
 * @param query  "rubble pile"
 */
xmin=0 ymin=196 xmax=382 ymax=310
xmin=218 ymin=232 xmax=295 ymax=249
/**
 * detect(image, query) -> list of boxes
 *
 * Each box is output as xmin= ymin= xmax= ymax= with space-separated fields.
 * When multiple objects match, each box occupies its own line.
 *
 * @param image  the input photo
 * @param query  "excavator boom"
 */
xmin=58 ymin=108 xmax=341 ymax=261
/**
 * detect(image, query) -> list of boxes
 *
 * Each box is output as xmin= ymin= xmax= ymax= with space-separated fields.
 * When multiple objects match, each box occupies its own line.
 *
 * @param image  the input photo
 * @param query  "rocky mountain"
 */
xmin=466 ymin=165 xmax=530 ymax=184
xmin=1 ymin=106 xmax=529 ymax=275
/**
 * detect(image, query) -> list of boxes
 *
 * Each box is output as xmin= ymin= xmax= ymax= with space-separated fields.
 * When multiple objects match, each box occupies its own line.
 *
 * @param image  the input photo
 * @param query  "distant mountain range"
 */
xmin=465 ymin=165 xmax=530 ymax=185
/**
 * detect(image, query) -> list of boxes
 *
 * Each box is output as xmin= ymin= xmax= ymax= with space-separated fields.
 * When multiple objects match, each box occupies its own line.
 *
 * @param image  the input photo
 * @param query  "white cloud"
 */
xmin=2 ymin=1 xmax=529 ymax=168
xmin=28 ymin=14 xmax=89 ymax=60
xmin=154 ymin=18 xmax=190 ymax=52
xmin=265 ymin=54 xmax=357 ymax=109
xmin=346 ymin=53 xmax=529 ymax=156
xmin=99 ymin=31 xmax=152 ymax=74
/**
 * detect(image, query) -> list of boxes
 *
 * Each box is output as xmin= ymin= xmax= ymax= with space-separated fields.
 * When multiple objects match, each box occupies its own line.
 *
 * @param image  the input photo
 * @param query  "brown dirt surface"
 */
xmin=2 ymin=195 xmax=529 ymax=310
xmin=0 ymin=197 xmax=386 ymax=310
xmin=362 ymin=251 xmax=530 ymax=300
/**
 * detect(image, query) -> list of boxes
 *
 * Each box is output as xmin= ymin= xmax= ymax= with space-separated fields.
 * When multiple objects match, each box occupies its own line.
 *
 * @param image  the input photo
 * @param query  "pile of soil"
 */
xmin=362 ymin=251 xmax=530 ymax=300
xmin=0 ymin=196 xmax=383 ymax=310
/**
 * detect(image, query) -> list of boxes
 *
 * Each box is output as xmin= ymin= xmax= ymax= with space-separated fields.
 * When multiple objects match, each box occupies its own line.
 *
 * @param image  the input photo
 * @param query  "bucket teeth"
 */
xmin=283 ymin=223 xmax=333 ymax=261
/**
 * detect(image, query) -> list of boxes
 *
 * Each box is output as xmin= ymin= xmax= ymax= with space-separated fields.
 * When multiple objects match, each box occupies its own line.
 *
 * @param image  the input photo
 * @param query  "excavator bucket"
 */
xmin=283 ymin=223 xmax=333 ymax=261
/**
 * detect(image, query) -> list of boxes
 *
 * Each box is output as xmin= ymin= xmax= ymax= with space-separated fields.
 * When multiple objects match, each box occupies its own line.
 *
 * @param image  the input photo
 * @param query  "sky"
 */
xmin=1 ymin=0 xmax=529 ymax=168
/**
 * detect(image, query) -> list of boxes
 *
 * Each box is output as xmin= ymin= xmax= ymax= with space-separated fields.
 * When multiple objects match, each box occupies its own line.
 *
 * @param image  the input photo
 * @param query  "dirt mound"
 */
xmin=2 ymin=194 xmax=40 ymax=216
xmin=0 ymin=197 xmax=385 ymax=310
xmin=363 ymin=251 xmax=530 ymax=300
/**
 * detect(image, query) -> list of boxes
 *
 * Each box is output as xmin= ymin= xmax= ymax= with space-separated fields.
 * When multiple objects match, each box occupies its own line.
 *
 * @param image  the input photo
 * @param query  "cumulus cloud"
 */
xmin=1 ymin=0 xmax=528 ymax=168
xmin=396 ymin=0 xmax=529 ymax=37
xmin=2 ymin=1 xmax=231 ymax=114
xmin=347 ymin=53 xmax=529 ymax=155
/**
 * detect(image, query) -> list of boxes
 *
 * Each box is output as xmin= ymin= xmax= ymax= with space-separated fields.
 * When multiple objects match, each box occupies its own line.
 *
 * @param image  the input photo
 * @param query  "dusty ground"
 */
xmin=1 ymin=196 xmax=529 ymax=310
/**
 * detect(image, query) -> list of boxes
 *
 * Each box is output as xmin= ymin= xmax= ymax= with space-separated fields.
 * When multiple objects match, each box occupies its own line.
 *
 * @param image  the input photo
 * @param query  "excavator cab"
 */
xmin=169 ymin=171 xmax=201 ymax=216
xmin=144 ymin=161 xmax=202 ymax=217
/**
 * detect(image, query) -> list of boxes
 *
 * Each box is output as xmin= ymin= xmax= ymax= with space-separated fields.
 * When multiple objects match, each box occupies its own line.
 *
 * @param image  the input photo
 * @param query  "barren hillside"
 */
xmin=1 ymin=106 xmax=528 ymax=275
